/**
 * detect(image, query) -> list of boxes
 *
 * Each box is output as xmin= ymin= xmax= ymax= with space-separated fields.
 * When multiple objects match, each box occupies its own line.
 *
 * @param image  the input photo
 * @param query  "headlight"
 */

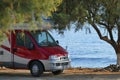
xmin=49 ymin=55 xmax=60 ymax=60
xmin=50 ymin=55 xmax=58 ymax=59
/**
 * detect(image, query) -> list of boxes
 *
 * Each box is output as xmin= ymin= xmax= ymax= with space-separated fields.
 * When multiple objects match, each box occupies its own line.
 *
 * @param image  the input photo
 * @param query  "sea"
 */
xmin=49 ymin=27 xmax=117 ymax=68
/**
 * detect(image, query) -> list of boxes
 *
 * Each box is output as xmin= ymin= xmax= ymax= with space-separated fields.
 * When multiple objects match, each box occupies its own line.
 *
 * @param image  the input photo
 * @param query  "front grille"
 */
xmin=56 ymin=63 xmax=60 ymax=66
xmin=55 ymin=62 xmax=69 ymax=66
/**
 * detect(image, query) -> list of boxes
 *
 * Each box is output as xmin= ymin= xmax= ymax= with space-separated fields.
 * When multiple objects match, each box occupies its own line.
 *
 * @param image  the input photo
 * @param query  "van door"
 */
xmin=13 ymin=31 xmax=33 ymax=68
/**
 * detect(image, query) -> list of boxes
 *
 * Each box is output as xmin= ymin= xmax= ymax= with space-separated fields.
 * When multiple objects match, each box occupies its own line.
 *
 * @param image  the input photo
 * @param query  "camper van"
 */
xmin=0 ymin=25 xmax=70 ymax=77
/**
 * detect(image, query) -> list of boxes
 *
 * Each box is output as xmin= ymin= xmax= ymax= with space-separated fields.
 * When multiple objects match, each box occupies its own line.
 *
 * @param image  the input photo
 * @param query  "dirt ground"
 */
xmin=0 ymin=68 xmax=120 ymax=80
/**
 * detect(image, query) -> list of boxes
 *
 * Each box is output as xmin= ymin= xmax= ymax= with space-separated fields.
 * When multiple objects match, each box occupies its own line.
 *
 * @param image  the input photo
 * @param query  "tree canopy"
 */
xmin=52 ymin=0 xmax=120 ymax=65
xmin=0 ymin=0 xmax=62 ymax=41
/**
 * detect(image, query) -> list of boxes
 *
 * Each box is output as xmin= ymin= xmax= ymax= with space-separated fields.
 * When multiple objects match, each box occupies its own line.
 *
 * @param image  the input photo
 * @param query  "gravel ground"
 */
xmin=0 ymin=69 xmax=120 ymax=80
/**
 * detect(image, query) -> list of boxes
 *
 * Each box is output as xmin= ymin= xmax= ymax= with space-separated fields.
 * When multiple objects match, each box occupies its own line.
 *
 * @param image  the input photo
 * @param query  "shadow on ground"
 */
xmin=0 ymin=71 xmax=120 ymax=80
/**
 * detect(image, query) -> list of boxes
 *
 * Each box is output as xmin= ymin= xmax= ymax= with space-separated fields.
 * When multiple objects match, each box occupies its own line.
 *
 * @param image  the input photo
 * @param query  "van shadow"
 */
xmin=0 ymin=71 xmax=120 ymax=80
xmin=0 ymin=71 xmax=54 ymax=78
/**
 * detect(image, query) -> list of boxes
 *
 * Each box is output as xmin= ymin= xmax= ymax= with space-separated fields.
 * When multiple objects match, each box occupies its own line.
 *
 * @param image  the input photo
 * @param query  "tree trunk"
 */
xmin=91 ymin=23 xmax=120 ymax=66
xmin=117 ymin=53 xmax=120 ymax=65
xmin=115 ymin=44 xmax=120 ymax=65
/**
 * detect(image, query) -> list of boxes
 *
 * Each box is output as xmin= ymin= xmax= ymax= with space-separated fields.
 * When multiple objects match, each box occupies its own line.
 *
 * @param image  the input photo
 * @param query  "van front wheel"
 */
xmin=30 ymin=61 xmax=43 ymax=77
xmin=52 ymin=70 xmax=63 ymax=75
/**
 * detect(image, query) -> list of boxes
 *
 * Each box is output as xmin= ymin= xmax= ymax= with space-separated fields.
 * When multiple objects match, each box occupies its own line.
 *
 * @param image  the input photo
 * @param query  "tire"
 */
xmin=30 ymin=61 xmax=44 ymax=77
xmin=52 ymin=70 xmax=63 ymax=75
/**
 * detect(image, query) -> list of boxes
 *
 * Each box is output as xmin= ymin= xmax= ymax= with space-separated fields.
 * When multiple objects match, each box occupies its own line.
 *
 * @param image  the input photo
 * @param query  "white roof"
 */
xmin=10 ymin=22 xmax=52 ymax=30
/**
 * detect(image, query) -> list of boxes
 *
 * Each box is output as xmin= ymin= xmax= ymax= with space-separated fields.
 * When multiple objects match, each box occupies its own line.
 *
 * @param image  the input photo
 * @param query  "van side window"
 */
xmin=16 ymin=32 xmax=32 ymax=47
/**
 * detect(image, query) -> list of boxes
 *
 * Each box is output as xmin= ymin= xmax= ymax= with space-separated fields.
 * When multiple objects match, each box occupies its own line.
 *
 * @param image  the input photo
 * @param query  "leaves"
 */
xmin=0 ymin=0 xmax=62 ymax=42
xmin=52 ymin=0 xmax=120 ymax=36
xmin=52 ymin=0 xmax=120 ymax=56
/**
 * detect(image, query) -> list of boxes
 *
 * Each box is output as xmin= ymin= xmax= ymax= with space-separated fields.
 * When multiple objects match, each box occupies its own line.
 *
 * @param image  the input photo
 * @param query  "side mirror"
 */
xmin=56 ymin=40 xmax=59 ymax=44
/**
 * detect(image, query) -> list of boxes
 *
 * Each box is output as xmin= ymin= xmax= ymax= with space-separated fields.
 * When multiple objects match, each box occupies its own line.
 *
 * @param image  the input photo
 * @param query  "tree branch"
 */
xmin=107 ymin=27 xmax=114 ymax=41
xmin=99 ymin=22 xmax=115 ymax=41
xmin=117 ymin=25 xmax=120 ymax=44
xmin=99 ymin=22 xmax=108 ymax=27
xmin=91 ymin=23 xmax=114 ymax=45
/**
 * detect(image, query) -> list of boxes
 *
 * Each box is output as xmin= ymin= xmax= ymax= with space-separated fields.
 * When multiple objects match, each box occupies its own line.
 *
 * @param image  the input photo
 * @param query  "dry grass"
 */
xmin=65 ymin=68 xmax=120 ymax=74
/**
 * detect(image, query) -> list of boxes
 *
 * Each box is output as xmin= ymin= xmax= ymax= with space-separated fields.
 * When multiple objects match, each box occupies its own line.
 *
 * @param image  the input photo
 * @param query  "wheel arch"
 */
xmin=28 ymin=60 xmax=45 ymax=71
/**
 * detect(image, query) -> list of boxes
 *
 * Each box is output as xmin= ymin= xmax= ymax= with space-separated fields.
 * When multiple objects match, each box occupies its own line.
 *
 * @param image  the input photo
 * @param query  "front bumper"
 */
xmin=50 ymin=56 xmax=71 ymax=71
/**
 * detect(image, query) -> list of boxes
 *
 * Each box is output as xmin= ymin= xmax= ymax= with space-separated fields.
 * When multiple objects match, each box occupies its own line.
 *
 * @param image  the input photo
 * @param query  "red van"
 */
xmin=0 ymin=27 xmax=70 ymax=77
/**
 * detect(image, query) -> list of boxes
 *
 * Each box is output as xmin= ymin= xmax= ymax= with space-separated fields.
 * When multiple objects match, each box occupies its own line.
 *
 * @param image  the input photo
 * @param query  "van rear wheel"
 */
xmin=30 ymin=61 xmax=44 ymax=77
xmin=52 ymin=70 xmax=63 ymax=75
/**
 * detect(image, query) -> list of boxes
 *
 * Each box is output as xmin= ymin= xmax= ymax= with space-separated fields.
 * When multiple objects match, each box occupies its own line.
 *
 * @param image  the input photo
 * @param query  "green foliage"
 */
xmin=52 ymin=0 xmax=120 ymax=31
xmin=0 ymin=0 xmax=62 ymax=42
xmin=53 ymin=0 xmax=120 ymax=57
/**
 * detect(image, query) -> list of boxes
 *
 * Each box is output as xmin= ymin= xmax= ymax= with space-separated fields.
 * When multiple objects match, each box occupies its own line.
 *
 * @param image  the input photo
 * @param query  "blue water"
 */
xmin=49 ymin=27 xmax=117 ymax=68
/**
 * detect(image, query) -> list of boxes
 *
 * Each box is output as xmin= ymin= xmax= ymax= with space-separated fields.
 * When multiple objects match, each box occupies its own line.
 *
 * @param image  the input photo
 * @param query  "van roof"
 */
xmin=10 ymin=23 xmax=52 ymax=30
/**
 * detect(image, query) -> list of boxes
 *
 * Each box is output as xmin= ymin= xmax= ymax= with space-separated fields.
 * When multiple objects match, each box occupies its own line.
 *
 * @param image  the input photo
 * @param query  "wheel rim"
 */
xmin=32 ymin=64 xmax=39 ymax=74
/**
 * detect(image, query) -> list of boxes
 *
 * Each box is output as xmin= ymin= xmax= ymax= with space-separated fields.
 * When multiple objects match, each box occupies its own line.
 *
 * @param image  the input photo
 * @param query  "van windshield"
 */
xmin=30 ymin=30 xmax=58 ymax=46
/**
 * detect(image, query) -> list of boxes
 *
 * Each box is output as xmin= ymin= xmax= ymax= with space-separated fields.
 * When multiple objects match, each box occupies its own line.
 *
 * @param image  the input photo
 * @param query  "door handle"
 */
xmin=13 ymin=48 xmax=17 ymax=52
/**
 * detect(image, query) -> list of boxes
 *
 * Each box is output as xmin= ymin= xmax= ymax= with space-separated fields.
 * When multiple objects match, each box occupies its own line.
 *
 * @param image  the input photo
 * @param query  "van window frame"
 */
xmin=16 ymin=31 xmax=33 ymax=48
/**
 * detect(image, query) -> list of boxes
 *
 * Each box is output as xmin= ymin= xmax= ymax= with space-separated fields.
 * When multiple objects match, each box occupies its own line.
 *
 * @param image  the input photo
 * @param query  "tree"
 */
xmin=0 ymin=0 xmax=62 ymax=42
xmin=52 ymin=0 xmax=120 ymax=65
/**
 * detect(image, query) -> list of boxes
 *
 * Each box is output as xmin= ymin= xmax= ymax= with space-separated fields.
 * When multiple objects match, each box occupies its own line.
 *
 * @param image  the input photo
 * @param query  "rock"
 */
xmin=104 ymin=64 xmax=120 ymax=72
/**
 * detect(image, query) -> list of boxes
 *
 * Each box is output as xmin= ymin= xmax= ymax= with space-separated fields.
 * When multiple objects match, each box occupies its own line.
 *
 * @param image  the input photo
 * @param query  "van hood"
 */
xmin=41 ymin=46 xmax=68 ymax=57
